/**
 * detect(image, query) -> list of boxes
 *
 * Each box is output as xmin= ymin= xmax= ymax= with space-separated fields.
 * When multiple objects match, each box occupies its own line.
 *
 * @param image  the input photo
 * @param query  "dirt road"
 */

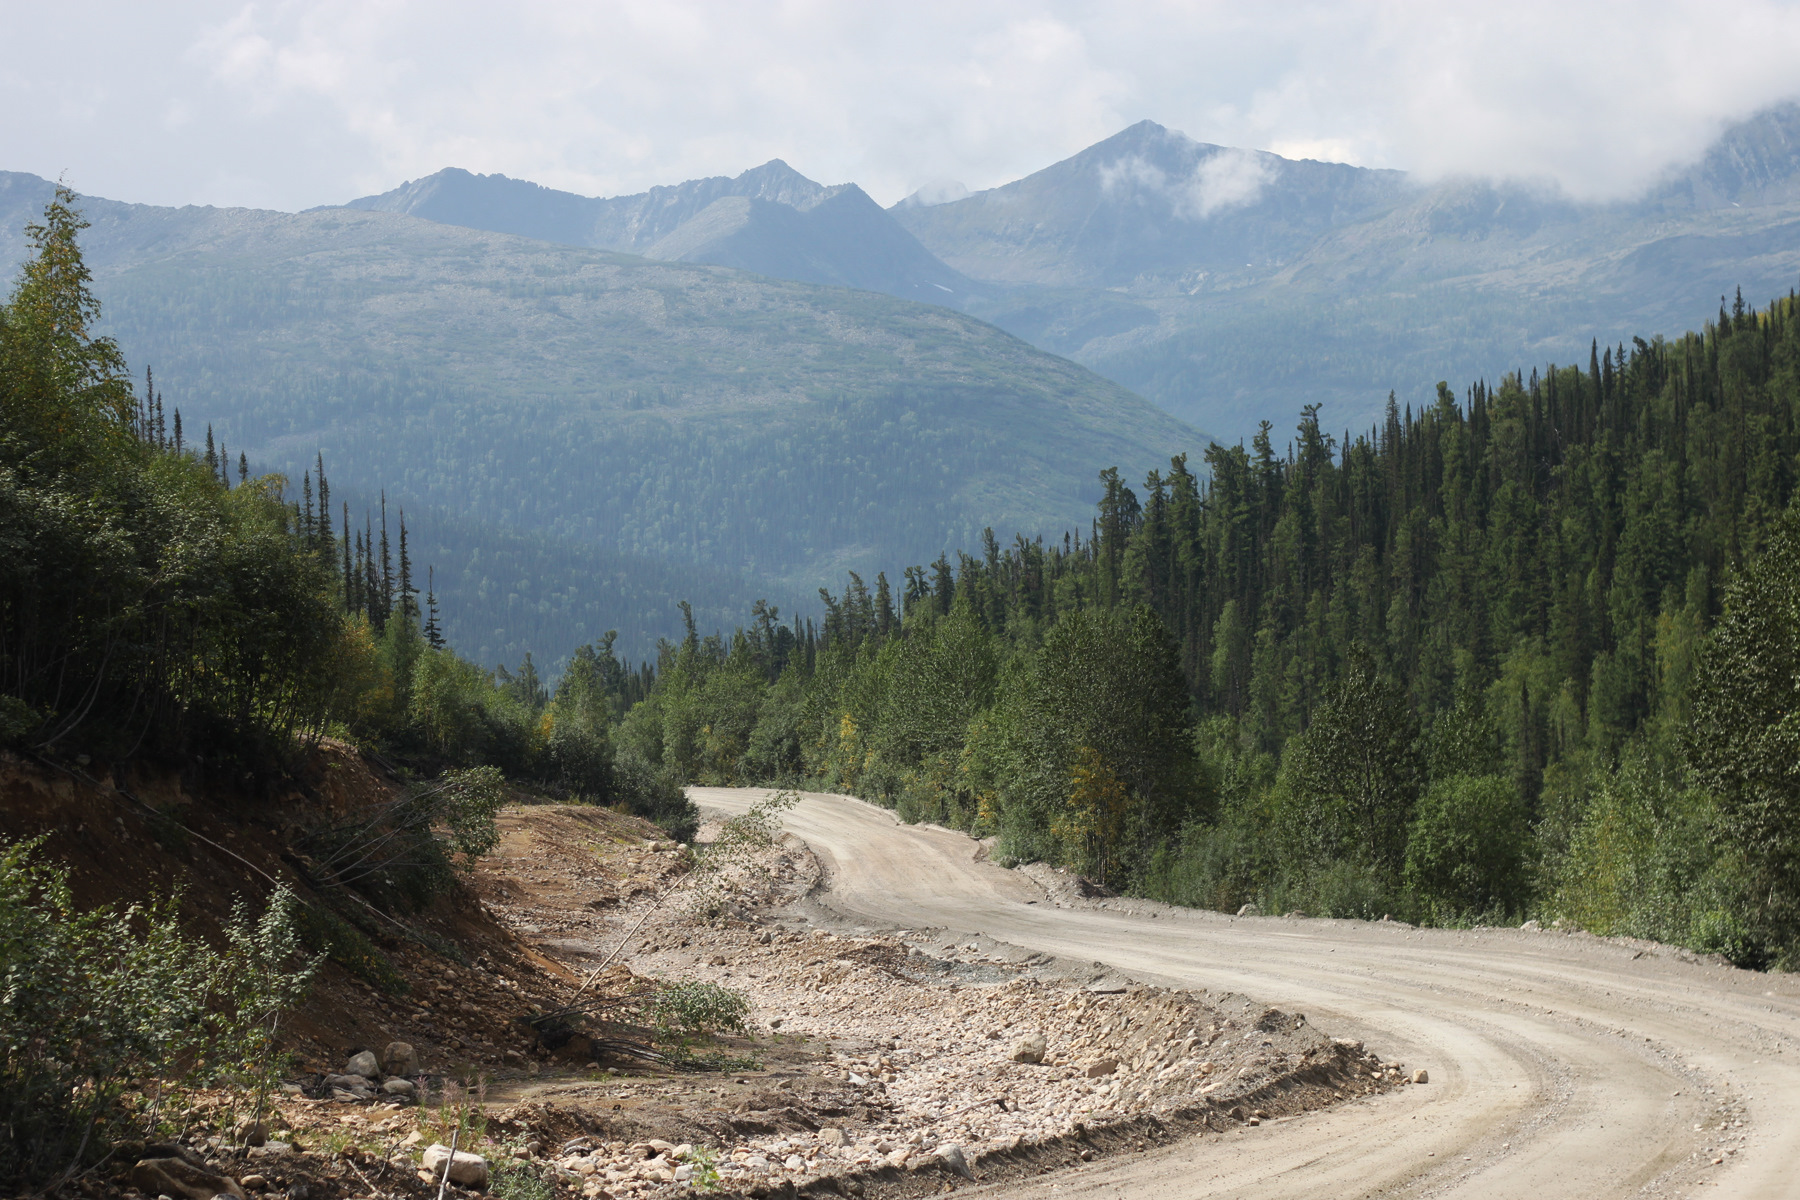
xmin=689 ymin=786 xmax=1800 ymax=1198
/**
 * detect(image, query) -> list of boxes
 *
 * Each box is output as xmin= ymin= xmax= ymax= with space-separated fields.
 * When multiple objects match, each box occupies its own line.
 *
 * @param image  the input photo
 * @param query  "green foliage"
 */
xmin=1687 ymin=503 xmax=1800 ymax=963
xmin=1404 ymin=774 xmax=1528 ymax=919
xmin=0 ymin=840 xmax=316 ymax=1186
xmin=1551 ymin=747 xmax=1723 ymax=949
xmin=1277 ymin=652 xmax=1422 ymax=880
xmin=492 ymin=1163 xmax=557 ymax=1200
xmin=646 ymin=980 xmax=754 ymax=1068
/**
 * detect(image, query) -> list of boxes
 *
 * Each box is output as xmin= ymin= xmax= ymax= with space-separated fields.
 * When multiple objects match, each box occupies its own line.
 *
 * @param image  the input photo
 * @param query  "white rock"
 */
xmin=937 ymin=1144 xmax=972 ymax=1178
xmin=1011 ymin=1033 xmax=1047 ymax=1064
xmin=422 ymin=1144 xmax=489 ymax=1187
xmin=1411 ymin=1068 xmax=1430 ymax=1084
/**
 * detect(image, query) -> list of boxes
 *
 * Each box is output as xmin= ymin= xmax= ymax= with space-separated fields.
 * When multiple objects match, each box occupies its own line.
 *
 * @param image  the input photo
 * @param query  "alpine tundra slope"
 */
xmin=690 ymin=786 xmax=1800 ymax=1199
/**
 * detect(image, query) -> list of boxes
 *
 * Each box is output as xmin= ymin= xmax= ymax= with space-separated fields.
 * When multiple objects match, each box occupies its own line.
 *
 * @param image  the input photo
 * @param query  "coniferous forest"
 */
xmin=7 ymin=189 xmax=1800 ymax=968
xmin=609 ymin=286 xmax=1800 ymax=968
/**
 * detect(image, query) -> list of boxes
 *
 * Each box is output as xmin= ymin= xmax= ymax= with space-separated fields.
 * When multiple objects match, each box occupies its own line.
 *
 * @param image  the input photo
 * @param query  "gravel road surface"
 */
xmin=690 ymin=786 xmax=1800 ymax=1198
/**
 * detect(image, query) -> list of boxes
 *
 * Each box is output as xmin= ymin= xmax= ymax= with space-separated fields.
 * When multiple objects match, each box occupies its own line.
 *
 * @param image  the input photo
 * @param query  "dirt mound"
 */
xmin=0 ymin=746 xmax=577 ymax=1075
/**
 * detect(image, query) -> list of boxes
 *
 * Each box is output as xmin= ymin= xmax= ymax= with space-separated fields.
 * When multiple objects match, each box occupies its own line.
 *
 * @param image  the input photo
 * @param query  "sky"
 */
xmin=4 ymin=1 xmax=1800 ymax=212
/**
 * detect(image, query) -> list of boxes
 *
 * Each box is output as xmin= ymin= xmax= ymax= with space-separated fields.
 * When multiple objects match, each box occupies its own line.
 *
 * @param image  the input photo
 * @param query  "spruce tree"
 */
xmin=424 ymin=566 xmax=446 ymax=649
xmin=397 ymin=509 xmax=416 ymax=619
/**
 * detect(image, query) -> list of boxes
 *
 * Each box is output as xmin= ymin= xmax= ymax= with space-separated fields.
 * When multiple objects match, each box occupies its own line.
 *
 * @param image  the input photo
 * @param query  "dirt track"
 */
xmin=689 ymin=787 xmax=1800 ymax=1199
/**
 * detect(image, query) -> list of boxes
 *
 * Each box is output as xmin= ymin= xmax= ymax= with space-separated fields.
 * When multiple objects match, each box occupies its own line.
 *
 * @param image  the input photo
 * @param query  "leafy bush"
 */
xmin=1404 ymin=774 xmax=1528 ymax=918
xmin=646 ymin=980 xmax=752 ymax=1066
xmin=0 ymin=839 xmax=316 ymax=1185
xmin=611 ymin=750 xmax=698 ymax=843
xmin=297 ymin=766 xmax=506 ymax=912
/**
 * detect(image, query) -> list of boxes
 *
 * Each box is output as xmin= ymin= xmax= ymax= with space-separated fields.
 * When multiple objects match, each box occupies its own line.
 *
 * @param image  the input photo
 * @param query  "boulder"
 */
xmin=131 ymin=1158 xmax=246 ymax=1200
xmin=422 ymin=1143 xmax=489 ymax=1188
xmin=1010 ymin=1033 xmax=1047 ymax=1064
xmin=382 ymin=1077 xmax=418 ymax=1097
xmin=381 ymin=1041 xmax=418 ymax=1077
xmin=345 ymin=1050 xmax=381 ymax=1079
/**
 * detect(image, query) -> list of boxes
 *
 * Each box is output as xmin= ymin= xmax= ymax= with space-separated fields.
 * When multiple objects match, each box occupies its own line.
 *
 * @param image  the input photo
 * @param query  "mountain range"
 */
xmin=350 ymin=105 xmax=1800 ymax=440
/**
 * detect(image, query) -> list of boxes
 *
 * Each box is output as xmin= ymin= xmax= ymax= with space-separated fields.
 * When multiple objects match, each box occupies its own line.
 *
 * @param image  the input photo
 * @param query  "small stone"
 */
xmin=380 ymin=1041 xmax=418 ymax=1076
xmin=936 ymin=1144 xmax=971 ymax=1178
xmin=784 ymin=1154 xmax=805 ymax=1171
xmin=422 ymin=1144 xmax=489 ymax=1187
xmin=820 ymin=1128 xmax=848 ymax=1147
xmin=240 ymin=1174 xmax=267 ymax=1192
xmin=1411 ymin=1069 xmax=1430 ymax=1084
xmin=1010 ymin=1033 xmax=1047 ymax=1064
xmin=1084 ymin=1059 xmax=1118 ymax=1077
xmin=381 ymin=1078 xmax=417 ymax=1097
xmin=708 ymin=953 xmax=727 ymax=966
xmin=883 ymin=1149 xmax=910 ymax=1169
xmin=344 ymin=1050 xmax=380 ymax=1080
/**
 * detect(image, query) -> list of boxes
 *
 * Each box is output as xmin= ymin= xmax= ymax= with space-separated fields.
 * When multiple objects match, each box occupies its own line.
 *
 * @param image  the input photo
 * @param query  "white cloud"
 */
xmin=0 ymin=1 xmax=1798 ymax=212
xmin=1179 ymin=149 xmax=1273 ymax=218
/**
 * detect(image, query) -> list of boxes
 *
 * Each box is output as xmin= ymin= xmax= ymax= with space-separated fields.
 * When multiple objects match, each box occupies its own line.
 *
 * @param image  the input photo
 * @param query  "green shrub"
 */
xmin=1404 ymin=774 xmax=1528 ymax=918
xmin=0 ymin=839 xmax=316 ymax=1185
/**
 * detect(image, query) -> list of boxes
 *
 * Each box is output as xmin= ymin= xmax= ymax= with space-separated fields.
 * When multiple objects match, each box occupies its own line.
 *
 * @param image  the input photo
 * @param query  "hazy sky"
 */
xmin=5 ymin=1 xmax=1800 ymax=212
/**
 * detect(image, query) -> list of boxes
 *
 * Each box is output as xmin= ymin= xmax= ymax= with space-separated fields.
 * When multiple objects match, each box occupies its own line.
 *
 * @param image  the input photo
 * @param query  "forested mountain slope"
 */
xmin=0 ymin=170 xmax=1201 ymax=665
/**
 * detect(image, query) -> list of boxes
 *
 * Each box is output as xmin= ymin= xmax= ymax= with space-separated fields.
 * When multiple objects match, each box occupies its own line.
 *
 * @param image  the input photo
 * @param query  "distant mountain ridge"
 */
xmin=343 ymin=105 xmax=1800 ymax=443
xmin=889 ymin=107 xmax=1800 ymax=438
xmin=345 ymin=161 xmax=977 ymax=304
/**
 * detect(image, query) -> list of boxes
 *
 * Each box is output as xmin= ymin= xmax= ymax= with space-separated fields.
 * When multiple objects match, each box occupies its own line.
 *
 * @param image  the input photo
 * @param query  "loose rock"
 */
xmin=422 ymin=1143 xmax=490 ymax=1187
xmin=381 ymin=1040 xmax=418 ymax=1076
xmin=344 ymin=1050 xmax=380 ymax=1080
xmin=1411 ymin=1068 xmax=1430 ymax=1084
xmin=1085 ymin=1059 xmax=1119 ymax=1077
xmin=937 ymin=1143 xmax=972 ymax=1178
xmin=1010 ymin=1032 xmax=1047 ymax=1064
xmin=131 ymin=1158 xmax=246 ymax=1200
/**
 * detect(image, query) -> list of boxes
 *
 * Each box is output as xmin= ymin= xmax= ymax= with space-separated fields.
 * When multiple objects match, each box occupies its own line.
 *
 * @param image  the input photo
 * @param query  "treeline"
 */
xmin=618 ymin=286 xmax=1800 ymax=967
xmin=0 ymin=190 xmax=692 ymax=834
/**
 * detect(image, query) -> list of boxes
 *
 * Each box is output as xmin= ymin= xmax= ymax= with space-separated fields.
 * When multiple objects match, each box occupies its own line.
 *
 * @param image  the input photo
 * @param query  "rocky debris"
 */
xmin=423 ymin=1142 xmax=490 ymax=1187
xmin=131 ymin=1157 xmax=246 ymax=1200
xmin=1012 ymin=1032 xmax=1048 ymax=1063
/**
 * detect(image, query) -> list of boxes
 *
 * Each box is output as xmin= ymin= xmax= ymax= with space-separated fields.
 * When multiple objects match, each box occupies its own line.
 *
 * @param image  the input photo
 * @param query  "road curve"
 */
xmin=690 ymin=786 xmax=1800 ymax=1199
